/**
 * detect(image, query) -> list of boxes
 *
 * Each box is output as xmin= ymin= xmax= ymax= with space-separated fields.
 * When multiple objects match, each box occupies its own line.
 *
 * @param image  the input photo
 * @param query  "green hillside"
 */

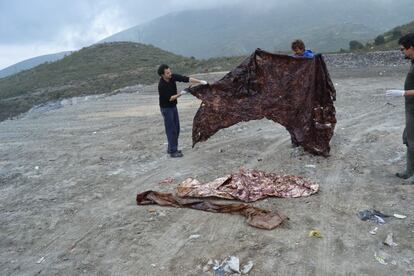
xmin=349 ymin=21 xmax=414 ymax=51
xmin=0 ymin=42 xmax=245 ymax=121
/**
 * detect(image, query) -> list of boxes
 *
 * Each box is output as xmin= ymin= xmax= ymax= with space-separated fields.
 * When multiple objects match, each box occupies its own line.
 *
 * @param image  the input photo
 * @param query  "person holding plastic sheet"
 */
xmin=386 ymin=33 xmax=414 ymax=184
xmin=157 ymin=64 xmax=207 ymax=158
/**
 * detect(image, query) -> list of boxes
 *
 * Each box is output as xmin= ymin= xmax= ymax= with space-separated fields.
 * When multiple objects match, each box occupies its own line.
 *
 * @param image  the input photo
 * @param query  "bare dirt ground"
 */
xmin=1 ymin=65 xmax=414 ymax=275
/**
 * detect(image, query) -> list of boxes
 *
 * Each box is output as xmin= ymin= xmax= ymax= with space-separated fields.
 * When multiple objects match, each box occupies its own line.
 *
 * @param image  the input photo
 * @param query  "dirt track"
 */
xmin=1 ymin=65 xmax=414 ymax=275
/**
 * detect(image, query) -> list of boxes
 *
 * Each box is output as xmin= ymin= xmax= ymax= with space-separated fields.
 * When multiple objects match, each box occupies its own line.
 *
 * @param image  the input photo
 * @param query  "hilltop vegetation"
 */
xmin=0 ymin=42 xmax=245 ymax=121
xmin=349 ymin=21 xmax=414 ymax=52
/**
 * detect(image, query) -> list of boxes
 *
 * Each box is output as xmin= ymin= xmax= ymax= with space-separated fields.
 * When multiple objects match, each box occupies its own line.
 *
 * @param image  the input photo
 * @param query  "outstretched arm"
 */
xmin=189 ymin=77 xmax=208 ymax=85
xmin=386 ymin=89 xmax=414 ymax=97
xmin=169 ymin=77 xmax=208 ymax=101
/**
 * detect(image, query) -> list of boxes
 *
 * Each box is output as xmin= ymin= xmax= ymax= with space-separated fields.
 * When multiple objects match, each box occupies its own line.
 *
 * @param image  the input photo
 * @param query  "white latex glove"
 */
xmin=200 ymin=80 xmax=208 ymax=85
xmin=180 ymin=89 xmax=188 ymax=95
xmin=386 ymin=89 xmax=405 ymax=97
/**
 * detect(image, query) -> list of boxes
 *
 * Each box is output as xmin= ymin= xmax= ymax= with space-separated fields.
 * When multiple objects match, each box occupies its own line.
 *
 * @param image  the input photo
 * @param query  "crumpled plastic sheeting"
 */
xmin=189 ymin=49 xmax=336 ymax=156
xmin=177 ymin=168 xmax=319 ymax=202
xmin=358 ymin=209 xmax=390 ymax=224
xmin=136 ymin=191 xmax=288 ymax=230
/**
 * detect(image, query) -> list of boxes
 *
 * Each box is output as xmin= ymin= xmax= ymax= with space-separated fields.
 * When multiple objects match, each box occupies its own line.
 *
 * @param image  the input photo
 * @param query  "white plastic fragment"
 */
xmin=157 ymin=211 xmax=166 ymax=217
xmin=241 ymin=260 xmax=254 ymax=274
xmin=374 ymin=252 xmax=387 ymax=265
xmin=393 ymin=213 xmax=407 ymax=219
xmin=36 ymin=257 xmax=45 ymax=264
xmin=224 ymin=256 xmax=240 ymax=273
xmin=188 ymin=234 xmax=201 ymax=240
xmin=384 ymin=233 xmax=398 ymax=247
xmin=211 ymin=255 xmax=254 ymax=274
xmin=374 ymin=215 xmax=385 ymax=224
xmin=213 ymin=260 xmax=220 ymax=270
xmin=369 ymin=227 xmax=378 ymax=235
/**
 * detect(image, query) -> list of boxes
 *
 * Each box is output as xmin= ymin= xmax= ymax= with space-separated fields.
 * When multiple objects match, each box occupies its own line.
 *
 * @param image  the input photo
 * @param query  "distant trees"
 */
xmin=349 ymin=40 xmax=364 ymax=51
xmin=374 ymin=35 xmax=385 ymax=45
xmin=392 ymin=28 xmax=403 ymax=39
xmin=346 ymin=21 xmax=414 ymax=52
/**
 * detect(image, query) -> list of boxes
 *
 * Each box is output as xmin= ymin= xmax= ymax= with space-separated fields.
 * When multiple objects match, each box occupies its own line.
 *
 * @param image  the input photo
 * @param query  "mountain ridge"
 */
xmin=0 ymin=51 xmax=72 ymax=79
xmin=102 ymin=1 xmax=414 ymax=58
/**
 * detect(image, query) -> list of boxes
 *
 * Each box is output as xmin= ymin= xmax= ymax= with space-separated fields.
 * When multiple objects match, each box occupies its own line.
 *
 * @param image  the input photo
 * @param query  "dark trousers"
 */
xmin=402 ymin=111 xmax=414 ymax=177
xmin=403 ymin=111 xmax=414 ymax=150
xmin=161 ymin=106 xmax=180 ymax=153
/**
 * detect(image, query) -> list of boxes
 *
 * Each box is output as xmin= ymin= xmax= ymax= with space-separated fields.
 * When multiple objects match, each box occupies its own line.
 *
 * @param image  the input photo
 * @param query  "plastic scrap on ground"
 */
xmin=357 ymin=209 xmax=390 ymax=224
xmin=158 ymin=177 xmax=175 ymax=184
xmin=136 ymin=191 xmax=288 ymax=230
xmin=177 ymin=168 xmax=319 ymax=202
xmin=374 ymin=251 xmax=397 ymax=266
xmin=308 ymin=230 xmax=322 ymax=238
xmin=208 ymin=256 xmax=254 ymax=275
xmin=369 ymin=227 xmax=378 ymax=235
xmin=393 ymin=213 xmax=407 ymax=219
xmin=384 ymin=233 xmax=398 ymax=247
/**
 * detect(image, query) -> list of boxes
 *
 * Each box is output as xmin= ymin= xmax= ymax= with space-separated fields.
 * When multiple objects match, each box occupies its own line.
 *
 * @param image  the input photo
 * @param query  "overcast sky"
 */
xmin=0 ymin=0 xmax=265 ymax=69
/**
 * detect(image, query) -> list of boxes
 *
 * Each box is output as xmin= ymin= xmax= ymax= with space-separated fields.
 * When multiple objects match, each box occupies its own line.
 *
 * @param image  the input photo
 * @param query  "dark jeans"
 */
xmin=161 ymin=106 xmax=180 ymax=153
xmin=403 ymin=111 xmax=414 ymax=150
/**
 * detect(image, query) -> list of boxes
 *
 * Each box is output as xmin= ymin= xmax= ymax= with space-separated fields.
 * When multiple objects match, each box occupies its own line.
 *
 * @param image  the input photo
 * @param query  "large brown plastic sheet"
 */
xmin=136 ymin=191 xmax=287 ymax=230
xmin=189 ymin=49 xmax=336 ymax=156
xmin=177 ymin=168 xmax=318 ymax=202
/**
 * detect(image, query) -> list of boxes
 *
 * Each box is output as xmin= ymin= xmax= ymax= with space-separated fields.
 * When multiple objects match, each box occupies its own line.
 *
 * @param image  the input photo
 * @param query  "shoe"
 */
xmin=170 ymin=151 xmax=183 ymax=158
xmin=402 ymin=174 xmax=414 ymax=185
xmin=396 ymin=149 xmax=414 ymax=180
xmin=396 ymin=172 xmax=409 ymax=179
xmin=167 ymin=150 xmax=182 ymax=154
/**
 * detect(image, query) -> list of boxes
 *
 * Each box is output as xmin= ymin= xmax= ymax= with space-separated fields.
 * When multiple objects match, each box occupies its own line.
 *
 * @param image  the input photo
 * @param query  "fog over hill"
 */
xmin=102 ymin=0 xmax=414 ymax=57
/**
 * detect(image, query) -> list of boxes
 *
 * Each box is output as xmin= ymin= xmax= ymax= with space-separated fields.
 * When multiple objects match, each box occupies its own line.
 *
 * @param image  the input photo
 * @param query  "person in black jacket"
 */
xmin=157 ymin=64 xmax=207 ymax=158
xmin=386 ymin=33 xmax=414 ymax=184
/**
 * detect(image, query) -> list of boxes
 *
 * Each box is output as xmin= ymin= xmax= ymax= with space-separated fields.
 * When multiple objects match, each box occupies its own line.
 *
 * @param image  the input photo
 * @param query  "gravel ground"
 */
xmin=1 ymin=52 xmax=413 ymax=275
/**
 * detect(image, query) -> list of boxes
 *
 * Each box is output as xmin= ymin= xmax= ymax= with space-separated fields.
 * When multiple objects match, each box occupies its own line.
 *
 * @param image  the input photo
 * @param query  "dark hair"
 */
xmin=157 ymin=64 xmax=169 ymax=76
xmin=398 ymin=33 xmax=414 ymax=49
xmin=291 ymin=39 xmax=305 ymax=50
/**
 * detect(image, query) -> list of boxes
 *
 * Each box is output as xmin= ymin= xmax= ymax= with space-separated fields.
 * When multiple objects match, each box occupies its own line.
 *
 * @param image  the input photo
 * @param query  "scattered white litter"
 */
xmin=224 ymin=256 xmax=240 ymax=273
xmin=211 ymin=256 xmax=254 ymax=274
xmin=384 ymin=233 xmax=398 ymax=247
xmin=393 ymin=213 xmax=407 ymax=219
xmin=369 ymin=227 xmax=378 ymax=235
xmin=374 ymin=252 xmax=387 ymax=265
xmin=36 ymin=257 xmax=45 ymax=264
xmin=241 ymin=260 xmax=254 ymax=274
